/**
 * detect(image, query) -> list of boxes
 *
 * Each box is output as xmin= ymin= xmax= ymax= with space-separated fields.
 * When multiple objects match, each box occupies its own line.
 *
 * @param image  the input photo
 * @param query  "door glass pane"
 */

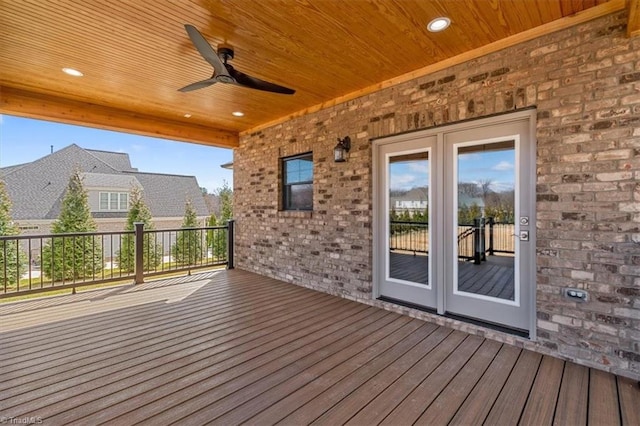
xmin=388 ymin=151 xmax=429 ymax=284
xmin=456 ymin=141 xmax=515 ymax=300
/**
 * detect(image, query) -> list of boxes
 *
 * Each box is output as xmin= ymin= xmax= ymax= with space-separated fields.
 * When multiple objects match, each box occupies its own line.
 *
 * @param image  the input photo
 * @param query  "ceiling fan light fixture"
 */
xmin=62 ymin=67 xmax=83 ymax=77
xmin=232 ymin=111 xmax=244 ymax=117
xmin=427 ymin=17 xmax=450 ymax=32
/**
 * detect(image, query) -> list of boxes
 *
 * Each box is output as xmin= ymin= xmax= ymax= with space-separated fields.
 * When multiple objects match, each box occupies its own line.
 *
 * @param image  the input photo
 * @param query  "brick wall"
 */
xmin=235 ymin=12 xmax=640 ymax=379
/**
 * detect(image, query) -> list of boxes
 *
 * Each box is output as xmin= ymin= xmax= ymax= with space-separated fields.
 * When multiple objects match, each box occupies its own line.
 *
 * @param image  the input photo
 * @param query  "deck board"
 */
xmin=208 ymin=316 xmax=419 ymax=425
xmin=448 ymin=344 xmax=522 ymax=425
xmin=617 ymin=376 xmax=640 ymax=426
xmin=343 ymin=331 xmax=468 ymax=425
xmin=54 ymin=302 xmax=377 ymax=424
xmin=291 ymin=326 xmax=452 ymax=425
xmin=589 ymin=368 xmax=621 ymax=426
xmin=519 ymin=355 xmax=564 ymax=426
xmin=414 ymin=339 xmax=502 ymax=425
xmin=133 ymin=308 xmax=394 ymax=425
xmin=484 ymin=350 xmax=543 ymax=424
xmin=0 ymin=269 xmax=637 ymax=425
xmin=380 ymin=335 xmax=485 ymax=425
xmin=390 ymin=252 xmax=515 ymax=300
xmin=3 ymin=285 xmax=328 ymax=408
xmin=249 ymin=321 xmax=438 ymax=425
xmin=553 ymin=362 xmax=590 ymax=426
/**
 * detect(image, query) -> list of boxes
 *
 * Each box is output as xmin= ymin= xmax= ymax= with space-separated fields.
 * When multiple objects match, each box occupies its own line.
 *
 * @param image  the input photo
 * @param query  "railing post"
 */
xmin=226 ymin=219 xmax=235 ymax=270
xmin=134 ymin=222 xmax=145 ymax=284
xmin=473 ymin=218 xmax=481 ymax=265
xmin=480 ymin=217 xmax=486 ymax=262
xmin=488 ymin=217 xmax=495 ymax=256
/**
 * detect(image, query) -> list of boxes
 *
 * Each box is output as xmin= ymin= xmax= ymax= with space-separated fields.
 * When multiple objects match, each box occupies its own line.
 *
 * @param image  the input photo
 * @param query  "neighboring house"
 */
xmin=391 ymin=187 xmax=428 ymax=212
xmin=457 ymin=193 xmax=484 ymax=208
xmin=203 ymin=193 xmax=220 ymax=217
xmin=1 ymin=144 xmax=209 ymax=237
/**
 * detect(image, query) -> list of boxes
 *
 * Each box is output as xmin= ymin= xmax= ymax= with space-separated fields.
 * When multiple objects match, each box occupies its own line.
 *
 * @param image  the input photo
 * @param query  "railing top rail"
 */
xmin=0 ymin=225 xmax=231 ymax=242
xmin=0 ymin=230 xmax=136 ymax=241
xmin=389 ymin=221 xmax=429 ymax=225
xmin=143 ymin=225 xmax=228 ymax=233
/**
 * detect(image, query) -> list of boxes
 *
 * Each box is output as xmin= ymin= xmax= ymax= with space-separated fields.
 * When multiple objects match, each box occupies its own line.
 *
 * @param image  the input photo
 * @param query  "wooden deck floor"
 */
xmin=0 ymin=269 xmax=638 ymax=425
xmin=390 ymin=252 xmax=515 ymax=300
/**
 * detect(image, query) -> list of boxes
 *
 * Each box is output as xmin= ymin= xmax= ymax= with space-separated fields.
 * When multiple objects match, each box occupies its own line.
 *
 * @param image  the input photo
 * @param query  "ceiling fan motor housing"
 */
xmin=217 ymin=46 xmax=235 ymax=62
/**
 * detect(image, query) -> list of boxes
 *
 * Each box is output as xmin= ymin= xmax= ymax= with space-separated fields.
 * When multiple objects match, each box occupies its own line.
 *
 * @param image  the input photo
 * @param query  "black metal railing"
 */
xmin=389 ymin=221 xmax=429 ymax=254
xmin=486 ymin=218 xmax=516 ymax=255
xmin=0 ymin=220 xmax=234 ymax=298
xmin=457 ymin=224 xmax=477 ymax=261
xmin=458 ymin=217 xmax=514 ymax=264
xmin=390 ymin=217 xmax=515 ymax=263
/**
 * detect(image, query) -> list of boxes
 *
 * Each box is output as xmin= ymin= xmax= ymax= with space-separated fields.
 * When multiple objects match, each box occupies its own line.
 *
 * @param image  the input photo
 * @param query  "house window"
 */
xmin=99 ymin=192 xmax=129 ymax=211
xmin=282 ymin=153 xmax=313 ymax=211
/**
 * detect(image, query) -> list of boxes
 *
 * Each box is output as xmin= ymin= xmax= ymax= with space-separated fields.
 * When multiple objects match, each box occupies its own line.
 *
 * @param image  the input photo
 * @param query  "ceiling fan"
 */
xmin=179 ymin=24 xmax=295 ymax=95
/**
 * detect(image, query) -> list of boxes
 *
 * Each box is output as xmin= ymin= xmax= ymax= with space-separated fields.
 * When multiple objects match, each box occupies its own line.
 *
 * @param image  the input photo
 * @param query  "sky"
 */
xmin=390 ymin=148 xmax=515 ymax=192
xmin=0 ymin=115 xmax=233 ymax=193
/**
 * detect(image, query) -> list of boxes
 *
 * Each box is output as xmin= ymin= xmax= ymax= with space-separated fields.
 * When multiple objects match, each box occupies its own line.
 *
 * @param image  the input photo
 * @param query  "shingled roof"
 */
xmin=1 ymin=144 xmax=208 ymax=221
xmin=86 ymin=149 xmax=138 ymax=172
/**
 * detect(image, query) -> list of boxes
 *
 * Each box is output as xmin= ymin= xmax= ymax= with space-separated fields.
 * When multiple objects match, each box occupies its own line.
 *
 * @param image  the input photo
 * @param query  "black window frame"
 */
xmin=281 ymin=152 xmax=313 ymax=211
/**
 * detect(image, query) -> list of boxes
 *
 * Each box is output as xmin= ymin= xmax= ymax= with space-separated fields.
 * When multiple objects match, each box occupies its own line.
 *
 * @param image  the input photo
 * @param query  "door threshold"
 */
xmin=378 ymin=296 xmax=437 ymax=315
xmin=443 ymin=312 xmax=529 ymax=338
xmin=378 ymin=296 xmax=529 ymax=338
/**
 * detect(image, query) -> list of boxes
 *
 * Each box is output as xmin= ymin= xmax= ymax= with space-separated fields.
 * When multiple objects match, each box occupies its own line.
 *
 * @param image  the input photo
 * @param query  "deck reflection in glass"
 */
xmin=456 ymin=141 xmax=515 ymax=300
xmin=388 ymin=151 xmax=429 ymax=285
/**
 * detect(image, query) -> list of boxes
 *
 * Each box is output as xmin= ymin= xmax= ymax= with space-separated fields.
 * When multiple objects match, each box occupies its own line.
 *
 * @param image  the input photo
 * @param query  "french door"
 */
xmin=374 ymin=110 xmax=536 ymax=335
xmin=375 ymin=136 xmax=438 ymax=309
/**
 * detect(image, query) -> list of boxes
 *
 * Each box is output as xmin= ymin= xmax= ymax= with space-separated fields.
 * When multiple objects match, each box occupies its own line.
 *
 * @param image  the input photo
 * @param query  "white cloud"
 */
xmin=390 ymin=174 xmax=418 ymax=191
xmin=490 ymin=181 xmax=515 ymax=192
xmin=492 ymin=161 xmax=514 ymax=171
xmin=408 ymin=162 xmax=429 ymax=174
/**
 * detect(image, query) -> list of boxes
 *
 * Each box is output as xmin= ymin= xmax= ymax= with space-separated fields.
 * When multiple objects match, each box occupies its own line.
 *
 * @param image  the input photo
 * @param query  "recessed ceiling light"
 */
xmin=184 ymin=113 xmax=192 ymax=118
xmin=62 ymin=67 xmax=83 ymax=77
xmin=427 ymin=17 xmax=451 ymax=32
xmin=232 ymin=111 xmax=244 ymax=117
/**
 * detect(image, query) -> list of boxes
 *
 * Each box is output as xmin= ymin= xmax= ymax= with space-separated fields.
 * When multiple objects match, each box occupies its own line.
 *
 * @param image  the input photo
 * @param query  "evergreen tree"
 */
xmin=171 ymin=198 xmax=202 ymax=265
xmin=0 ymin=180 xmax=27 ymax=289
xmin=207 ymin=213 xmax=227 ymax=259
xmin=116 ymin=186 xmax=161 ymax=272
xmin=42 ymin=170 xmax=102 ymax=281
xmin=207 ymin=181 xmax=233 ymax=259
xmin=216 ymin=180 xmax=233 ymax=222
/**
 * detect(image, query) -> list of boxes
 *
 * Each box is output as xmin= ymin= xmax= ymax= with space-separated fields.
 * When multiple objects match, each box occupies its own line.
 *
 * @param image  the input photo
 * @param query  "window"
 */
xmin=282 ymin=153 xmax=313 ymax=211
xmin=119 ymin=193 xmax=128 ymax=210
xmin=99 ymin=192 xmax=129 ymax=211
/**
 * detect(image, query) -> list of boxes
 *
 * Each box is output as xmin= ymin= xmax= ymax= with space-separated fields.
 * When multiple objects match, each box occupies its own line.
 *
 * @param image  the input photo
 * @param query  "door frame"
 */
xmin=374 ymin=137 xmax=439 ymax=309
xmin=372 ymin=108 xmax=537 ymax=338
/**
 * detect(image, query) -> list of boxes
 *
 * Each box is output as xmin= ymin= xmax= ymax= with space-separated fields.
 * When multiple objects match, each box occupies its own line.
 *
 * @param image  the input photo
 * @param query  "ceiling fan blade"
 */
xmin=226 ymin=65 xmax=295 ymax=95
xmin=184 ymin=24 xmax=230 ymax=78
xmin=178 ymin=78 xmax=217 ymax=92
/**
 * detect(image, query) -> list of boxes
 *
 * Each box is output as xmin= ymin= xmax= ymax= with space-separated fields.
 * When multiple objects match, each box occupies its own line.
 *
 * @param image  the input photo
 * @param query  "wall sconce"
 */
xmin=334 ymin=136 xmax=351 ymax=163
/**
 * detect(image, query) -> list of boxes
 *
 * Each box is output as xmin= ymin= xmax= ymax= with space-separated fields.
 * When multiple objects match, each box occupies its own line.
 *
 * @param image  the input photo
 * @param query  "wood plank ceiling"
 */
xmin=0 ymin=0 xmax=633 ymax=148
